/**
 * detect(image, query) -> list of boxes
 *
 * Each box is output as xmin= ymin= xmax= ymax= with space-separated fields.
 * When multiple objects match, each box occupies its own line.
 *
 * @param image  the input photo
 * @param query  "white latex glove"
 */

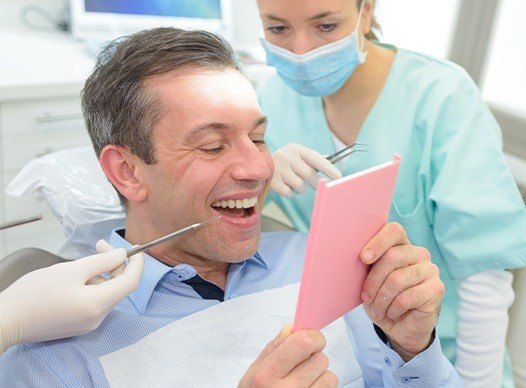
xmin=271 ymin=143 xmax=343 ymax=198
xmin=0 ymin=240 xmax=143 ymax=354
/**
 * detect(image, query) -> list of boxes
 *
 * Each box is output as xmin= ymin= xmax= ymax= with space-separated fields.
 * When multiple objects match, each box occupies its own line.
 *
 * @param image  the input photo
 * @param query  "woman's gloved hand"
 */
xmin=0 ymin=240 xmax=143 ymax=354
xmin=271 ymin=143 xmax=342 ymax=197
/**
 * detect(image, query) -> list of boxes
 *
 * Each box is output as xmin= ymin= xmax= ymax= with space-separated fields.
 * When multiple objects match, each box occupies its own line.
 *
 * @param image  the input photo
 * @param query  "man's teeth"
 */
xmin=212 ymin=196 xmax=258 ymax=209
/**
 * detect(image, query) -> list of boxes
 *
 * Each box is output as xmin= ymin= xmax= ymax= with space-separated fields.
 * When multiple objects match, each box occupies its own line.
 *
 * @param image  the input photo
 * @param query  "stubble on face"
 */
xmin=125 ymin=68 xmax=274 ymax=281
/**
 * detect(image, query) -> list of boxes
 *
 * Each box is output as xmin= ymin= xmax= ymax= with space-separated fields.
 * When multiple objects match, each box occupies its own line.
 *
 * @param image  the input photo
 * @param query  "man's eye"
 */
xmin=253 ymin=139 xmax=267 ymax=148
xmin=318 ymin=23 xmax=337 ymax=32
xmin=266 ymin=26 xmax=288 ymax=34
xmin=201 ymin=146 xmax=225 ymax=154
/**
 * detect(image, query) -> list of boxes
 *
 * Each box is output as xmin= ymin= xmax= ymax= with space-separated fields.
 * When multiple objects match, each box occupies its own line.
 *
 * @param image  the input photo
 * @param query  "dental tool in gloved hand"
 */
xmin=270 ymin=143 xmax=368 ymax=198
xmin=126 ymin=215 xmax=222 ymax=257
xmin=325 ymin=142 xmax=368 ymax=164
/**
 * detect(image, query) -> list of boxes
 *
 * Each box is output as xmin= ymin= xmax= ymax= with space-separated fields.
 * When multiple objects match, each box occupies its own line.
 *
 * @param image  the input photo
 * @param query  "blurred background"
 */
xmin=0 ymin=0 xmax=524 ymax=255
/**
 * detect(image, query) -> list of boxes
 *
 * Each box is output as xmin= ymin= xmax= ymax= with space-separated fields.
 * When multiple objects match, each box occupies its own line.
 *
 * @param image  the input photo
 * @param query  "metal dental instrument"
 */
xmin=126 ymin=215 xmax=222 ymax=257
xmin=326 ymin=142 xmax=368 ymax=164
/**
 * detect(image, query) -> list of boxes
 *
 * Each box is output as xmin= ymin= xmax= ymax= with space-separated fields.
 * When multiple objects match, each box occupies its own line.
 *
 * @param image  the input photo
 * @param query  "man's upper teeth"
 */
xmin=212 ymin=196 xmax=257 ymax=209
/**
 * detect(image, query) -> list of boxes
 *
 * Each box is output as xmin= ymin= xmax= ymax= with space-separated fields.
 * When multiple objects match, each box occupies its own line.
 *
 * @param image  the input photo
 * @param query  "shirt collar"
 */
xmin=109 ymin=229 xmax=270 ymax=313
xmin=109 ymin=230 xmax=172 ymax=314
xmin=252 ymin=251 xmax=269 ymax=269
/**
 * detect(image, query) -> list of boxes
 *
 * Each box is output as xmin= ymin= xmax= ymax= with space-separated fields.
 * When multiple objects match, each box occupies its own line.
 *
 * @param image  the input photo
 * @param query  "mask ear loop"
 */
xmin=355 ymin=0 xmax=367 ymax=58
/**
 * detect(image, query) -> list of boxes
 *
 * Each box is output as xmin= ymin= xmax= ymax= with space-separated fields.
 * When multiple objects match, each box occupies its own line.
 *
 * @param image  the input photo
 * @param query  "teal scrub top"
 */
xmin=258 ymin=47 xmax=526 ymax=384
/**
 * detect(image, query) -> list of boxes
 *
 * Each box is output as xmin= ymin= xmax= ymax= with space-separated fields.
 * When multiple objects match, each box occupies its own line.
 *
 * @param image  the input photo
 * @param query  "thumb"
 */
xmin=92 ymin=252 xmax=144 ymax=307
xmin=96 ymin=239 xmax=115 ymax=253
xmin=251 ymin=324 xmax=293 ymax=366
xmin=76 ymin=248 xmax=127 ymax=280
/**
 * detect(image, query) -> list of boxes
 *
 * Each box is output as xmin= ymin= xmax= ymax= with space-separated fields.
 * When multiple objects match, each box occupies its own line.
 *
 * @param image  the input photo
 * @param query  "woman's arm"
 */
xmin=456 ymin=269 xmax=514 ymax=387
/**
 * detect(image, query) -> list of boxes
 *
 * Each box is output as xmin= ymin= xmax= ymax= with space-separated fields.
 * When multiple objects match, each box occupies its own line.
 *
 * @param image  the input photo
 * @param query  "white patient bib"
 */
xmin=100 ymin=283 xmax=364 ymax=387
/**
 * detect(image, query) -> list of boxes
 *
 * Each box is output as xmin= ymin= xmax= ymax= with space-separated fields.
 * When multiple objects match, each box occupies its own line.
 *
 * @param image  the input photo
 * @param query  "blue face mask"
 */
xmin=260 ymin=4 xmax=367 ymax=97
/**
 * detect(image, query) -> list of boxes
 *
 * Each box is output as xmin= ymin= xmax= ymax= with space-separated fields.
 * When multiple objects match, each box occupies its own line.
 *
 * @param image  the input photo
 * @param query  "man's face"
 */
xmin=140 ymin=68 xmax=273 ymax=265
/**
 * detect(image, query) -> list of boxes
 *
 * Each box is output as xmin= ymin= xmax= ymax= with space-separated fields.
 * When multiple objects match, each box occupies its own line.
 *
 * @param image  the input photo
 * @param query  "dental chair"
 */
xmin=0 ymin=248 xmax=69 ymax=292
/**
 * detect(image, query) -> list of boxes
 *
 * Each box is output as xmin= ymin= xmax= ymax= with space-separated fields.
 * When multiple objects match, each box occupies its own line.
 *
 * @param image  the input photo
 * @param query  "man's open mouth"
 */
xmin=212 ymin=196 xmax=257 ymax=218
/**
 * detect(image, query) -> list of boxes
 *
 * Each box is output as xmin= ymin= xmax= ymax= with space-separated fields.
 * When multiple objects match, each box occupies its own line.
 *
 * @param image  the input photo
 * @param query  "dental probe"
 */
xmin=126 ymin=215 xmax=222 ymax=258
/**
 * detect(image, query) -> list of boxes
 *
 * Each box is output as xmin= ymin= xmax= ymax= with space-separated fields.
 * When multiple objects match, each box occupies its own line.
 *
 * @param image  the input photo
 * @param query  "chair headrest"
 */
xmin=6 ymin=146 xmax=125 ymax=258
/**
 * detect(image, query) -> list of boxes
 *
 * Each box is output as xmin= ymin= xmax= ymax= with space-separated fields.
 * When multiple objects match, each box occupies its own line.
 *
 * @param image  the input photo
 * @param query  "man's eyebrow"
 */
xmin=183 ymin=116 xmax=267 ymax=141
xmin=183 ymin=122 xmax=233 ymax=142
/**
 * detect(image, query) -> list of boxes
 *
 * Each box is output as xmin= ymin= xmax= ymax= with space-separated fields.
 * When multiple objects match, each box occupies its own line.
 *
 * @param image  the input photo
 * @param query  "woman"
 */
xmin=0 ymin=241 xmax=143 ymax=355
xmin=257 ymin=0 xmax=526 ymax=386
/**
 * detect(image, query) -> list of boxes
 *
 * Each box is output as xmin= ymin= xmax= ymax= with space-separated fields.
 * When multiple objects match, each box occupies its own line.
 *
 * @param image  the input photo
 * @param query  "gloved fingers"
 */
xmin=77 ymin=245 xmax=128 ymax=282
xmin=96 ymin=239 xmax=126 ymax=278
xmin=280 ymin=162 xmax=307 ymax=195
xmin=289 ymin=155 xmax=318 ymax=180
xmin=95 ymin=239 xmax=114 ymax=253
xmin=92 ymin=252 xmax=144 ymax=307
xmin=270 ymin=175 xmax=295 ymax=198
xmin=288 ymin=157 xmax=321 ymax=191
xmin=306 ymin=173 xmax=322 ymax=191
xmin=299 ymin=149 xmax=342 ymax=181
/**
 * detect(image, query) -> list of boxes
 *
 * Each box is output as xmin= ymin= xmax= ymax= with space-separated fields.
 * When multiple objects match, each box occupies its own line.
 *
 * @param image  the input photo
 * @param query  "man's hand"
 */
xmin=239 ymin=325 xmax=338 ymax=387
xmin=360 ymin=222 xmax=445 ymax=361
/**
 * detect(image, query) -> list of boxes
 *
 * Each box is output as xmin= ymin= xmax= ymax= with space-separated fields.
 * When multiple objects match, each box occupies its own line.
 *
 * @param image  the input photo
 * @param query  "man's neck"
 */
xmin=124 ymin=211 xmax=230 ymax=290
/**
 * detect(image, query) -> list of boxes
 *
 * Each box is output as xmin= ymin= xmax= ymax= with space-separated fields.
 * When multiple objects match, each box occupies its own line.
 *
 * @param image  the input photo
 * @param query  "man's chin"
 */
xmin=218 ymin=238 xmax=260 ymax=264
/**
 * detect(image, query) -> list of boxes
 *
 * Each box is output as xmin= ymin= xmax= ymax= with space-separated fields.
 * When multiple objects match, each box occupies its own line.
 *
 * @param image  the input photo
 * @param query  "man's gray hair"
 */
xmin=81 ymin=27 xmax=240 ymax=203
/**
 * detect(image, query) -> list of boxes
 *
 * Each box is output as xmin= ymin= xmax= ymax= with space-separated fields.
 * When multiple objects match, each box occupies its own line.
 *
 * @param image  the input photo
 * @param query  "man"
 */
xmin=0 ymin=28 xmax=459 ymax=387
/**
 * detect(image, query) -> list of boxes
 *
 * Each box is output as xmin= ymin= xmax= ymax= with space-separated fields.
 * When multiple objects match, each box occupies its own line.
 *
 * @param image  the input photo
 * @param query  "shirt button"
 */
xmin=384 ymin=357 xmax=391 ymax=366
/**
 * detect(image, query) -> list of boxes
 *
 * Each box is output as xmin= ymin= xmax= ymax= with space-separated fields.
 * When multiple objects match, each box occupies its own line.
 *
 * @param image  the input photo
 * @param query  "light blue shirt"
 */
xmin=258 ymin=46 xmax=526 ymax=380
xmin=0 ymin=230 xmax=460 ymax=387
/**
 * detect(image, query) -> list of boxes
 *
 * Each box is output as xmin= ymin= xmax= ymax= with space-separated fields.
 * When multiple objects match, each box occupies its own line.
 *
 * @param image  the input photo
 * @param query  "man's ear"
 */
xmin=99 ymin=145 xmax=148 ymax=203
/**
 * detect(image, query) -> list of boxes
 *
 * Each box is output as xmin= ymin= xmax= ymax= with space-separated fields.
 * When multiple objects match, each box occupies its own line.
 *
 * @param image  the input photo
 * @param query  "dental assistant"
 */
xmin=257 ymin=0 xmax=526 ymax=386
xmin=0 ymin=241 xmax=143 ymax=355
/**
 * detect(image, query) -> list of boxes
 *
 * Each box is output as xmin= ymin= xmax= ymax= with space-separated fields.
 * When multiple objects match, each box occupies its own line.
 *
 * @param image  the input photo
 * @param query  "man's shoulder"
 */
xmin=258 ymin=231 xmax=308 ymax=271
xmin=0 ymin=339 xmax=88 ymax=386
xmin=0 ymin=309 xmax=172 ymax=386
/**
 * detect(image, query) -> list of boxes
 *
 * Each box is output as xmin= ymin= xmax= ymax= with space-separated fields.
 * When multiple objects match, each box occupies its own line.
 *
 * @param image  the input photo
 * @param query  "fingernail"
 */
xmin=275 ymin=324 xmax=292 ymax=344
xmin=361 ymin=291 xmax=371 ymax=303
xmin=363 ymin=249 xmax=374 ymax=262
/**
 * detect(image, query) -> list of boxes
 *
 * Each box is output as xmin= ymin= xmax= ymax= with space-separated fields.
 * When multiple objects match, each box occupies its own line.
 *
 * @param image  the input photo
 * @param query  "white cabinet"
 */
xmin=0 ymin=30 xmax=94 ymax=257
xmin=0 ymin=97 xmax=92 ymax=257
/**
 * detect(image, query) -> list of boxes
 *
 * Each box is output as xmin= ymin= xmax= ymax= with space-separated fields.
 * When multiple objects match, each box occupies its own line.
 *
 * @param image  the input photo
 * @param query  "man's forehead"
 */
xmin=146 ymin=67 xmax=255 ymax=111
xmin=145 ymin=66 xmax=246 ymax=92
xmin=145 ymin=68 xmax=263 ymax=139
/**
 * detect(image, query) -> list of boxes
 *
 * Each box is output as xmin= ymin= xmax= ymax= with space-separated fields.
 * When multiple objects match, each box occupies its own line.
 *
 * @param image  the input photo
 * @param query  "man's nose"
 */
xmin=230 ymin=142 xmax=272 ymax=182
